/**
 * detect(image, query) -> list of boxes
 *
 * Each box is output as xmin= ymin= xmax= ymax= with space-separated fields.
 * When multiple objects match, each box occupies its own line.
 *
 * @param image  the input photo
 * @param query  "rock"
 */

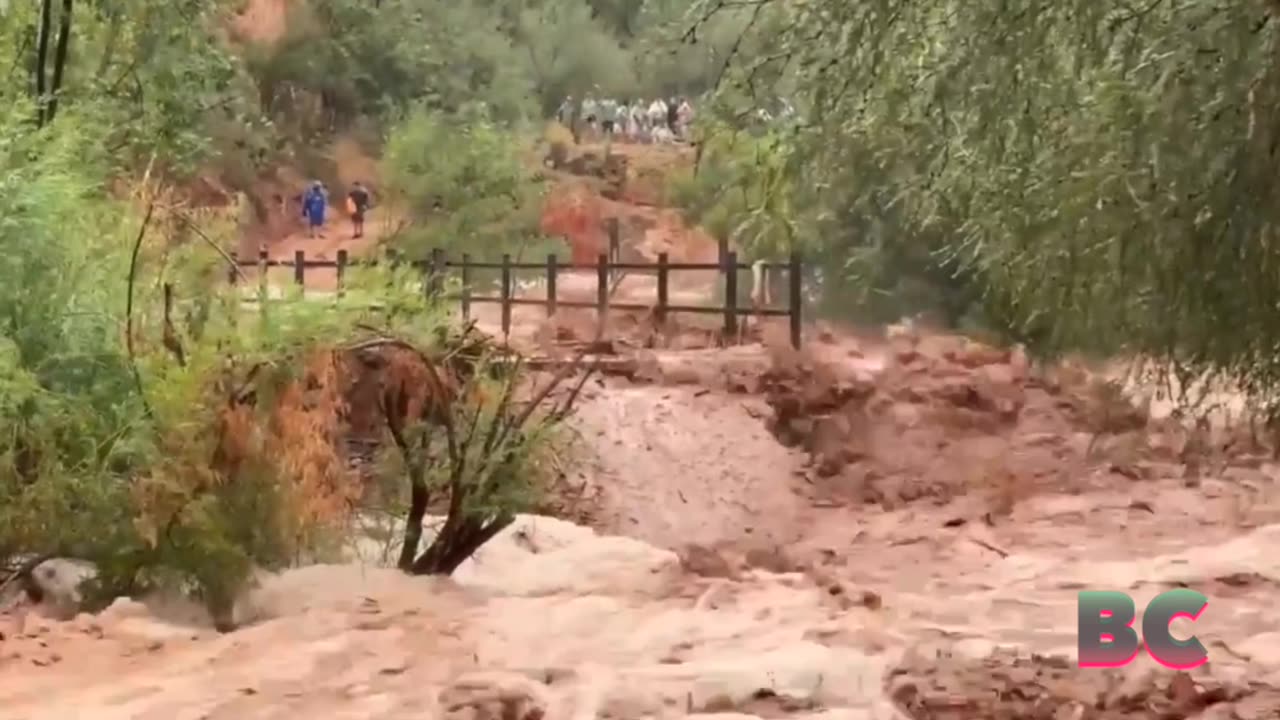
xmin=30 ymin=558 xmax=98 ymax=620
xmin=449 ymin=515 xmax=682 ymax=596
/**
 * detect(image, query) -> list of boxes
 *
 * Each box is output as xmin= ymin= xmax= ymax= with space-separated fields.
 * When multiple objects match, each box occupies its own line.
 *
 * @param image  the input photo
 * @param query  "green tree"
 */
xmin=693 ymin=0 xmax=1280 ymax=386
xmin=381 ymin=105 xmax=552 ymax=261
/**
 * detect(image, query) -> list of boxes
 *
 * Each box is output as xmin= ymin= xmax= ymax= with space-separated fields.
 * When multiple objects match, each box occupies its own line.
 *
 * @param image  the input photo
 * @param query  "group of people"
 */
xmin=297 ymin=180 xmax=373 ymax=239
xmin=556 ymin=95 xmax=695 ymax=143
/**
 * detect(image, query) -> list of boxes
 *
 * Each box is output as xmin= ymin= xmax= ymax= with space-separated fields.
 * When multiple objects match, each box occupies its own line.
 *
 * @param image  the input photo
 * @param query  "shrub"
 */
xmin=380 ymin=105 xmax=554 ymax=261
xmin=372 ymin=327 xmax=593 ymax=574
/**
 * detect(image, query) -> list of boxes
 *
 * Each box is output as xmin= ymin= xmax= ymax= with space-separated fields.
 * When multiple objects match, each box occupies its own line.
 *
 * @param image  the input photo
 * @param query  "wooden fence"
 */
xmin=228 ymin=247 xmax=804 ymax=348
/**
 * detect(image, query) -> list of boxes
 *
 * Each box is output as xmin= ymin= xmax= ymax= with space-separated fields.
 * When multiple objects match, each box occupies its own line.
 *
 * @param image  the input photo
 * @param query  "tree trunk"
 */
xmin=45 ymin=0 xmax=74 ymax=124
xmin=396 ymin=474 xmax=429 ymax=571
xmin=33 ymin=0 xmax=52 ymax=125
xmin=410 ymin=514 xmax=513 ymax=575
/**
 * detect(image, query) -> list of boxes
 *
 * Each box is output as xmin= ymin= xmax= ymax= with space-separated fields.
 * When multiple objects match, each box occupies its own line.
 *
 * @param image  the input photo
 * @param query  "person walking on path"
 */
xmin=302 ymin=181 xmax=327 ymax=239
xmin=556 ymin=95 xmax=575 ymax=126
xmin=347 ymin=181 xmax=371 ymax=239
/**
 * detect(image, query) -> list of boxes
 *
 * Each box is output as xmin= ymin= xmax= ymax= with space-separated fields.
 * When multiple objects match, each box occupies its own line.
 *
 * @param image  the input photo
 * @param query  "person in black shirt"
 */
xmin=347 ymin=181 xmax=371 ymax=239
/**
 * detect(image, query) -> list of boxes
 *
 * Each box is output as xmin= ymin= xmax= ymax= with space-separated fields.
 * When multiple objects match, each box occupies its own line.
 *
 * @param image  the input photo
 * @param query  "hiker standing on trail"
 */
xmin=582 ymin=95 xmax=599 ymax=136
xmin=630 ymin=101 xmax=647 ymax=142
xmin=302 ymin=181 xmax=327 ymax=239
xmin=611 ymin=101 xmax=627 ymax=140
xmin=347 ymin=181 xmax=371 ymax=239
xmin=676 ymin=98 xmax=694 ymax=139
xmin=600 ymin=97 xmax=618 ymax=136
xmin=647 ymin=98 xmax=667 ymax=132
xmin=557 ymin=95 xmax=574 ymax=126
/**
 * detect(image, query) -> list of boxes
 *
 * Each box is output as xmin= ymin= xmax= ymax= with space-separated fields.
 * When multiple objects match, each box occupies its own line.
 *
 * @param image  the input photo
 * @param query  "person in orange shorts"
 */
xmin=346 ymin=181 xmax=371 ymax=239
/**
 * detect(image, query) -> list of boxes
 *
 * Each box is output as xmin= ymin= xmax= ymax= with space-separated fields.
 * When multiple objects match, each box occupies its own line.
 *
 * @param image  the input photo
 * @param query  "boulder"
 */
xmin=448 ymin=515 xmax=682 ymax=597
xmin=30 ymin=558 xmax=98 ymax=620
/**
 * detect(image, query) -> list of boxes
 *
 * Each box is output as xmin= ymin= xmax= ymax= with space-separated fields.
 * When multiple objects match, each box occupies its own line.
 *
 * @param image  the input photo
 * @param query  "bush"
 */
xmin=372 ymin=328 xmax=593 ymax=574
xmin=381 ymin=105 xmax=555 ymax=261
xmin=0 ymin=107 xmax=461 ymax=623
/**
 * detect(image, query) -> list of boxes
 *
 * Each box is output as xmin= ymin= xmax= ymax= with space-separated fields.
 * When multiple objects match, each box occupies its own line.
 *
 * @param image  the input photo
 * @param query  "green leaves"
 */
xmin=696 ymin=0 xmax=1280 ymax=401
xmin=381 ymin=105 xmax=549 ymax=260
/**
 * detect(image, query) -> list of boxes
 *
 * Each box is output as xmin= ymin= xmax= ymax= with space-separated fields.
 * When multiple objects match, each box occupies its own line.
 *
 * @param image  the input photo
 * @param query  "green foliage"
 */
xmin=0 ymin=100 xmax=460 ymax=615
xmin=0 ymin=0 xmax=254 ymax=174
xmin=381 ymin=105 xmax=551 ymax=260
xmin=0 ymin=106 xmax=145 ymax=566
xmin=666 ymin=121 xmax=808 ymax=256
xmin=667 ymin=115 xmax=988 ymax=325
xmin=380 ymin=340 xmax=590 ymax=575
xmin=246 ymin=0 xmax=538 ymax=131
xmin=516 ymin=0 xmax=636 ymax=114
xmin=238 ymin=0 xmax=744 ymax=137
xmin=693 ymin=0 xmax=1280 ymax=346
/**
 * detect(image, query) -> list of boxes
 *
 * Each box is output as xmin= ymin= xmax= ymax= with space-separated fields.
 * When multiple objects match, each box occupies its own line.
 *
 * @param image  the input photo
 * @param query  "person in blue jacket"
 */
xmin=301 ymin=181 xmax=327 ymax=238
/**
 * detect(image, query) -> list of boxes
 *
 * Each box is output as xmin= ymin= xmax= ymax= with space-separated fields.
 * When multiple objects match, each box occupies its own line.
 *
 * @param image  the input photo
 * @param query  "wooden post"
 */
xmin=428 ymin=248 xmax=445 ymax=299
xmin=789 ymin=252 xmax=803 ymax=349
xmin=596 ymin=252 xmax=609 ymax=338
xmin=607 ymin=217 xmax=620 ymax=283
xmin=546 ymin=254 xmax=558 ymax=318
xmin=500 ymin=253 xmax=512 ymax=339
xmin=724 ymin=251 xmax=739 ymax=339
xmin=336 ymin=249 xmax=348 ymax=298
xmin=717 ymin=237 xmax=729 ymax=304
xmin=227 ymin=253 xmax=238 ymax=285
xmin=257 ymin=248 xmax=268 ymax=306
xmin=293 ymin=250 xmax=305 ymax=287
xmin=656 ymin=252 xmax=669 ymax=327
xmin=163 ymin=282 xmax=174 ymax=327
xmin=460 ymin=253 xmax=472 ymax=321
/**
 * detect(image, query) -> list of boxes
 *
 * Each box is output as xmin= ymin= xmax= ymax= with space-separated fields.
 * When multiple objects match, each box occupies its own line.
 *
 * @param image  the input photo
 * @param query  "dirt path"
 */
xmin=237 ymin=209 xmax=397 ymax=292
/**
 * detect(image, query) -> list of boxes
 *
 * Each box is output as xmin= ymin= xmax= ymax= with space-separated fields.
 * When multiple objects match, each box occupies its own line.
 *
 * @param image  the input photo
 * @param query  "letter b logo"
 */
xmin=1077 ymin=589 xmax=1208 ymax=669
